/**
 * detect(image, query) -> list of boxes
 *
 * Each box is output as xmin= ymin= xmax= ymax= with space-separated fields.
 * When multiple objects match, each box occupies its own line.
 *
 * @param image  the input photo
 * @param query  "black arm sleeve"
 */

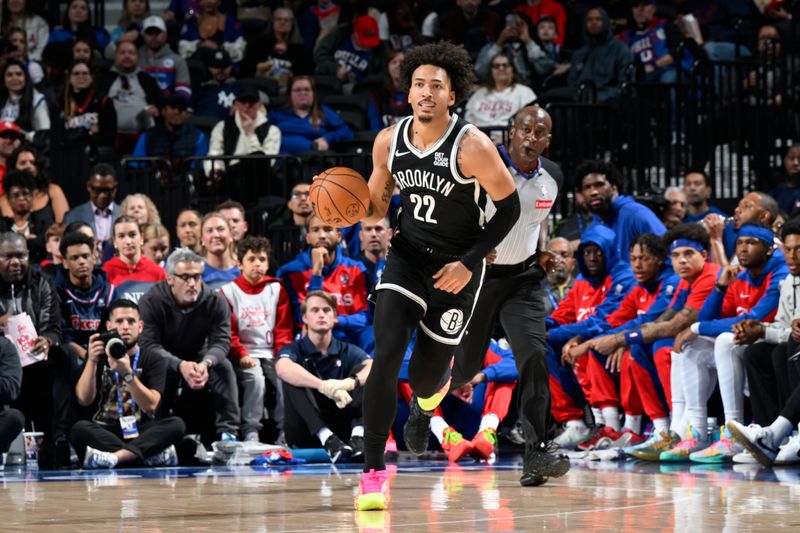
xmin=460 ymin=189 xmax=521 ymax=270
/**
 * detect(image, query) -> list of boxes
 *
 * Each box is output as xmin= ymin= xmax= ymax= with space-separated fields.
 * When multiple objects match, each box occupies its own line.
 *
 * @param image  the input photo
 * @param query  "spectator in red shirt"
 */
xmin=103 ymin=215 xmax=166 ymax=303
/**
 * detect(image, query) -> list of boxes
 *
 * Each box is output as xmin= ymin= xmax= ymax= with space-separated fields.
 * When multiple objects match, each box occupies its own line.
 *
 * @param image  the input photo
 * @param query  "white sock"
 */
xmin=479 ymin=414 xmax=500 ymax=433
xmin=713 ymin=333 xmax=746 ymax=425
xmin=653 ymin=417 xmax=670 ymax=434
xmin=350 ymin=425 xmax=364 ymax=438
xmin=566 ymin=419 xmax=587 ymax=429
xmin=430 ymin=415 xmax=449 ymax=444
xmin=623 ymin=414 xmax=642 ymax=434
xmin=602 ymin=407 xmax=621 ymax=431
xmin=769 ymin=416 xmax=794 ymax=443
xmin=670 ymin=351 xmax=685 ymax=436
xmin=592 ymin=407 xmax=604 ymax=426
xmin=317 ymin=427 xmax=333 ymax=446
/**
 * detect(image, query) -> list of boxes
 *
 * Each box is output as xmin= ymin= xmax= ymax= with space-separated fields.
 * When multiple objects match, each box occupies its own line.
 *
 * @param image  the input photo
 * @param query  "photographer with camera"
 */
xmin=70 ymin=299 xmax=185 ymax=469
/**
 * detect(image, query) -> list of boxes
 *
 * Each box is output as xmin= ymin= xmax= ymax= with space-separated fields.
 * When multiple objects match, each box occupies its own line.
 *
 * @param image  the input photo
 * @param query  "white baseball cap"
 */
xmin=142 ymin=16 xmax=166 ymax=33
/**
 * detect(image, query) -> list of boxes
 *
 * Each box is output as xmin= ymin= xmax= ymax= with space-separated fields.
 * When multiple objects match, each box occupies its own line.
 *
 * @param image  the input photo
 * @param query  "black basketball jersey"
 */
xmin=388 ymin=114 xmax=487 ymax=256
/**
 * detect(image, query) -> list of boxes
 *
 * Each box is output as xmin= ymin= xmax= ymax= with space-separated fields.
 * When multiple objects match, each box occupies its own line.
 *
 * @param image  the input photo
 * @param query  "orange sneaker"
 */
xmin=355 ymin=469 xmax=390 ymax=511
xmin=470 ymin=428 xmax=498 ymax=461
xmin=442 ymin=427 xmax=473 ymax=462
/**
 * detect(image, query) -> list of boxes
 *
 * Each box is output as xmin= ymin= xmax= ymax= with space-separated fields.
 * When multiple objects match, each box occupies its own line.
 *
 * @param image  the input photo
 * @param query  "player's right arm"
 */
xmin=363 ymin=126 xmax=397 ymax=225
xmin=639 ymin=306 xmax=700 ymax=343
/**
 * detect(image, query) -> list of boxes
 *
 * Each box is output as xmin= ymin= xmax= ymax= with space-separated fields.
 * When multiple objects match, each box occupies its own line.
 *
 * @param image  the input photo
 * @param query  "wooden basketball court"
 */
xmin=3 ymin=456 xmax=800 ymax=532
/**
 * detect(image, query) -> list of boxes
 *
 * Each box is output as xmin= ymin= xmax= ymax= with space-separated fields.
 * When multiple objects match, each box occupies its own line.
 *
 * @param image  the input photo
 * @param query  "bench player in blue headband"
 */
xmin=666 ymin=221 xmax=789 ymax=463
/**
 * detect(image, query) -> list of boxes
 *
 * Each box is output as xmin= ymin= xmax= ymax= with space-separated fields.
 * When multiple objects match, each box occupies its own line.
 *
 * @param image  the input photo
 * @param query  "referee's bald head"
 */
xmin=512 ymin=105 xmax=552 ymax=134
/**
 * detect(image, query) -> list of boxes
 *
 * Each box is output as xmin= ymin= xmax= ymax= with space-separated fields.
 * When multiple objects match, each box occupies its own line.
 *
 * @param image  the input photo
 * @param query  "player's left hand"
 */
xmin=432 ymin=261 xmax=473 ymax=293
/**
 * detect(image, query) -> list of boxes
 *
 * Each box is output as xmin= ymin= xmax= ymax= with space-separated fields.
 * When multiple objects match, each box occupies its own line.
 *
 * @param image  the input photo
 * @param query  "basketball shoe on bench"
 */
xmin=690 ymin=426 xmax=742 ymax=463
xmin=577 ymin=426 xmax=620 ymax=451
xmin=727 ymin=420 xmax=780 ymax=466
xmin=659 ymin=425 xmax=711 ymax=462
xmin=441 ymin=427 xmax=473 ymax=462
xmin=470 ymin=428 xmax=497 ymax=461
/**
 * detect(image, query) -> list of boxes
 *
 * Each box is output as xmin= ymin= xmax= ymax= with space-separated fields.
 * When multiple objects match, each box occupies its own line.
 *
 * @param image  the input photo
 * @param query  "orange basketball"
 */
xmin=309 ymin=167 xmax=370 ymax=227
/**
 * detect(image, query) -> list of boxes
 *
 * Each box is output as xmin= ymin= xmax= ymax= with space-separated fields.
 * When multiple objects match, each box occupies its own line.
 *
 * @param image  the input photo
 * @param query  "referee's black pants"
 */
xmin=452 ymin=265 xmax=550 ymax=449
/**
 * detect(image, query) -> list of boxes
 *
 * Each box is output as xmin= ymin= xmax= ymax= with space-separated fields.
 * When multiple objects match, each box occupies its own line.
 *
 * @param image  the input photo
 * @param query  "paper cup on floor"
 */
xmin=23 ymin=432 xmax=44 ymax=463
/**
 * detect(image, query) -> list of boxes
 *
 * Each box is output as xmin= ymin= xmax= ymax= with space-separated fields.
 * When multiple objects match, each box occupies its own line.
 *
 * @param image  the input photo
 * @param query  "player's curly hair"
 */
xmin=662 ymin=223 xmax=710 ymax=252
xmin=399 ymin=41 xmax=476 ymax=104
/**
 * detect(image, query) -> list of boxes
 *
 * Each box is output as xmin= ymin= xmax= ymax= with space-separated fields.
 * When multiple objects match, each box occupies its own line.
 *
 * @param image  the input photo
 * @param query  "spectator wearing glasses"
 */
xmin=1 ymin=169 xmax=53 ymax=263
xmin=465 ymin=52 xmax=537 ymax=143
xmin=139 ymin=248 xmax=239 ymax=442
xmin=63 ymin=164 xmax=121 ymax=252
xmin=1 ymin=145 xmax=69 ymax=224
xmin=270 ymin=76 xmax=353 ymax=156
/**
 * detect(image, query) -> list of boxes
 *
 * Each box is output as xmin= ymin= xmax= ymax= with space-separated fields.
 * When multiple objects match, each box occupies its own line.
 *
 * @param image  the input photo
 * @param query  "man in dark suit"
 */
xmin=63 ymin=164 xmax=121 ymax=251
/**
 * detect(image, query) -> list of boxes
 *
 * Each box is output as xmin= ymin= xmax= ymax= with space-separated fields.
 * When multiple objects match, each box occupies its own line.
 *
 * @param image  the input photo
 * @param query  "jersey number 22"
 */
xmin=410 ymin=194 xmax=437 ymax=224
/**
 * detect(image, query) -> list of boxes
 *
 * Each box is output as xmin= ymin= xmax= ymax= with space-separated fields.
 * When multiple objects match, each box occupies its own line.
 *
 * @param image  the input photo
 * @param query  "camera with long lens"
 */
xmin=97 ymin=330 xmax=128 ymax=359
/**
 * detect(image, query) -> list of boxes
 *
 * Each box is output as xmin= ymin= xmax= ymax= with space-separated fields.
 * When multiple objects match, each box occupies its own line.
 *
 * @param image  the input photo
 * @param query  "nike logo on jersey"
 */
xmin=395 ymin=150 xmax=410 ymax=157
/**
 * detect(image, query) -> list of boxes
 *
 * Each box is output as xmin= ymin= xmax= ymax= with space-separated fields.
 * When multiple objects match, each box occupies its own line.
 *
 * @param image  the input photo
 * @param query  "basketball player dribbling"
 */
xmin=352 ymin=42 xmax=521 ymax=511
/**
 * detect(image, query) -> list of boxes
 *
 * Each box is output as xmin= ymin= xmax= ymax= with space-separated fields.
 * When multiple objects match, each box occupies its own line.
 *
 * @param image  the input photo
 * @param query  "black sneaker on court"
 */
xmin=324 ymin=435 xmax=353 ymax=464
xmin=349 ymin=435 xmax=364 ymax=462
xmin=520 ymin=442 xmax=571 ymax=487
xmin=404 ymin=395 xmax=433 ymax=456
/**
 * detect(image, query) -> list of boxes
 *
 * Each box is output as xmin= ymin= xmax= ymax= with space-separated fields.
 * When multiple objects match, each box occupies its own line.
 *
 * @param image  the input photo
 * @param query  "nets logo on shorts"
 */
xmin=440 ymin=309 xmax=464 ymax=335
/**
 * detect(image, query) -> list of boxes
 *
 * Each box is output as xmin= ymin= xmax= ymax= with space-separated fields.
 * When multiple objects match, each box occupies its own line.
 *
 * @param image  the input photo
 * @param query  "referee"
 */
xmin=451 ymin=105 xmax=569 ymax=486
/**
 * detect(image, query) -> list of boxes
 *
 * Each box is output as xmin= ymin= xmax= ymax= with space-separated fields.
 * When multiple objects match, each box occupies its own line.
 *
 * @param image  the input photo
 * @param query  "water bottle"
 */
xmin=707 ymin=417 xmax=718 ymax=440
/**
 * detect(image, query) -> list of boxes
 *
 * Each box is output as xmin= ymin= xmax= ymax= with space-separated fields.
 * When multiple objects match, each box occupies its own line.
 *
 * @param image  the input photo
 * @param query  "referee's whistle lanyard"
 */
xmin=497 ymin=145 xmax=540 ymax=181
xmin=115 ymin=348 xmax=141 ymax=416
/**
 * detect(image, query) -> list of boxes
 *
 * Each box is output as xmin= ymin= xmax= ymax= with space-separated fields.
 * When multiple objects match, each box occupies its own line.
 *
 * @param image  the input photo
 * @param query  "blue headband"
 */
xmin=669 ymin=238 xmax=705 ymax=253
xmin=737 ymin=225 xmax=774 ymax=246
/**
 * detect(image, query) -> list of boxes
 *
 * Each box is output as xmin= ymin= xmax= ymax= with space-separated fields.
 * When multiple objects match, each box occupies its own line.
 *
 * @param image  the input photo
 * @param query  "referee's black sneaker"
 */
xmin=404 ymin=395 xmax=433 ymax=455
xmin=520 ymin=442 xmax=571 ymax=486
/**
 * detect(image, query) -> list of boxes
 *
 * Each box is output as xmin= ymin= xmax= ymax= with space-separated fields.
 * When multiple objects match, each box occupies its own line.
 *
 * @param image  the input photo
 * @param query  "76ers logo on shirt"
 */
xmin=440 ymin=309 xmax=464 ymax=335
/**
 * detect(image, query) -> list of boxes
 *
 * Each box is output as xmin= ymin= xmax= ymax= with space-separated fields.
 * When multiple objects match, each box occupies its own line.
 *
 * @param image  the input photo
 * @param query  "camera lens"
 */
xmin=106 ymin=338 xmax=128 ymax=359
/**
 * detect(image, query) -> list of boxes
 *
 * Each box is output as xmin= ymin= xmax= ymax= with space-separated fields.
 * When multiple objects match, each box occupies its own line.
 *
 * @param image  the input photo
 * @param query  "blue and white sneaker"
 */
xmin=83 ymin=446 xmax=118 ymax=469
xmin=220 ymin=432 xmax=238 ymax=442
xmin=144 ymin=445 xmax=179 ymax=467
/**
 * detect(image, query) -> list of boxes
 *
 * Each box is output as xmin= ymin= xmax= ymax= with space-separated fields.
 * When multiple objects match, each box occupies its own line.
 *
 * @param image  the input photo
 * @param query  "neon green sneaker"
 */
xmin=690 ymin=426 xmax=743 ymax=463
xmin=659 ymin=425 xmax=710 ymax=462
